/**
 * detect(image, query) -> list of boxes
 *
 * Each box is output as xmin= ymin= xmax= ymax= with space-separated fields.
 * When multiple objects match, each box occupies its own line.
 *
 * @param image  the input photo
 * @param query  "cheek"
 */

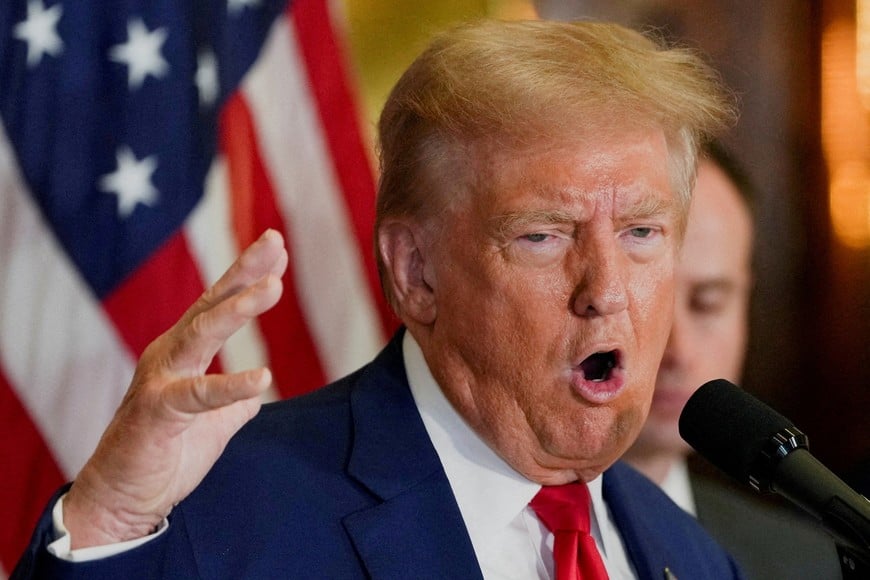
xmin=627 ymin=264 xmax=675 ymax=401
xmin=443 ymin=256 xmax=573 ymax=330
xmin=615 ymin=401 xmax=648 ymax=447
xmin=629 ymin=263 xmax=675 ymax=341
xmin=708 ymin=317 xmax=749 ymax=379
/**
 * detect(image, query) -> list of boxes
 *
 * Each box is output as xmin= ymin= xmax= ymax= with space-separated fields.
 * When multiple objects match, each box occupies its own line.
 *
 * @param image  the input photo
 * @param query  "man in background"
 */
xmin=623 ymin=143 xmax=841 ymax=578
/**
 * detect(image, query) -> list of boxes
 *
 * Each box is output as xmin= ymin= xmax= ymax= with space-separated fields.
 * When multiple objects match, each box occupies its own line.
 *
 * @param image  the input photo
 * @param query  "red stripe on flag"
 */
xmin=288 ymin=0 xmax=399 ymax=336
xmin=219 ymin=93 xmax=327 ymax=397
xmin=0 ymin=364 xmax=65 ymax=572
xmin=102 ymin=232 xmax=221 ymax=374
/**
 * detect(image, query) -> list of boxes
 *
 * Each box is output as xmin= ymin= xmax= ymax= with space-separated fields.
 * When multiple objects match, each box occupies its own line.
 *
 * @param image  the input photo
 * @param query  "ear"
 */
xmin=377 ymin=220 xmax=437 ymax=325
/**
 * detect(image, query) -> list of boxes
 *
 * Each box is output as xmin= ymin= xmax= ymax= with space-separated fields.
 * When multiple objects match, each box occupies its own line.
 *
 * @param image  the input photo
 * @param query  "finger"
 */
xmin=162 ymin=367 xmax=273 ymax=416
xmin=205 ymin=228 xmax=286 ymax=306
xmin=186 ymin=229 xmax=287 ymax=323
xmin=170 ymin=273 xmax=283 ymax=374
xmin=270 ymin=243 xmax=290 ymax=278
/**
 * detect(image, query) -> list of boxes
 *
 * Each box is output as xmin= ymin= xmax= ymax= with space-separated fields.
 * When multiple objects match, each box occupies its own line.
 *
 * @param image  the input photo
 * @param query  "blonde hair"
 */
xmin=375 ymin=19 xmax=736 ymax=306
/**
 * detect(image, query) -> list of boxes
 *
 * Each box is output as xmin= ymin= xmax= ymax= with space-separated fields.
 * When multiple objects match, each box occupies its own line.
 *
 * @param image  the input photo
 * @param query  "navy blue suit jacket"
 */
xmin=14 ymin=332 xmax=743 ymax=579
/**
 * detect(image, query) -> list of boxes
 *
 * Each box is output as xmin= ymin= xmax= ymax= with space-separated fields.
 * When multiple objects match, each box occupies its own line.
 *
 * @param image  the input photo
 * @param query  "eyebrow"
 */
xmin=488 ymin=192 xmax=678 ymax=237
xmin=488 ymin=209 xmax=576 ymax=239
xmin=691 ymin=278 xmax=738 ymax=294
xmin=621 ymin=194 xmax=679 ymax=222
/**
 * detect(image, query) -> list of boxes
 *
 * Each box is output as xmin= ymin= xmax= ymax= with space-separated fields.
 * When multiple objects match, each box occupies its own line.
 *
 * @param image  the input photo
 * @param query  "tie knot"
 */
xmin=530 ymin=482 xmax=592 ymax=534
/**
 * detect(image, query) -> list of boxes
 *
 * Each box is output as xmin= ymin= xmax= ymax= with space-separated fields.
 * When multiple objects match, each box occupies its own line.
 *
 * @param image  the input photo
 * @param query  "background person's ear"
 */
xmin=377 ymin=221 xmax=437 ymax=325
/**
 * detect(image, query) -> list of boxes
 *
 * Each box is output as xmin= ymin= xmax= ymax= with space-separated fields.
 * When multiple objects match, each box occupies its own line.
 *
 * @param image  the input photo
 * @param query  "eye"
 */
xmin=690 ymin=296 xmax=724 ymax=315
xmin=522 ymin=233 xmax=551 ymax=243
xmin=628 ymin=227 xmax=654 ymax=239
xmin=507 ymin=229 xmax=571 ymax=266
xmin=619 ymin=224 xmax=666 ymax=261
xmin=689 ymin=286 xmax=731 ymax=315
xmin=620 ymin=225 xmax=664 ymax=245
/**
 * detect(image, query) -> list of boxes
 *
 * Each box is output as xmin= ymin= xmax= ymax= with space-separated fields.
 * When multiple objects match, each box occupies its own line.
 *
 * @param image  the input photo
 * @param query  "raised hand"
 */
xmin=62 ymin=229 xmax=289 ymax=548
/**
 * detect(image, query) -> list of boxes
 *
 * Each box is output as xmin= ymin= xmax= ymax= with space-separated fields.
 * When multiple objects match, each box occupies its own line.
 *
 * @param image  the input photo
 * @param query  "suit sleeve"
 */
xmin=10 ymin=485 xmax=195 ymax=580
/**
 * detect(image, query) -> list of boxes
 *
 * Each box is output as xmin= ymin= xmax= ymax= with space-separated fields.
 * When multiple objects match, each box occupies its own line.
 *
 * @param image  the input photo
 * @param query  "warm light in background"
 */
xmin=822 ymin=13 xmax=870 ymax=249
xmin=859 ymin=0 xmax=870 ymax=109
xmin=339 ymin=0 xmax=538 ymax=146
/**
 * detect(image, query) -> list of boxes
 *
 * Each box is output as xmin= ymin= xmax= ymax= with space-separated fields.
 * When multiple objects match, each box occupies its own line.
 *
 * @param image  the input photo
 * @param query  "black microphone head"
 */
xmin=679 ymin=379 xmax=800 ymax=490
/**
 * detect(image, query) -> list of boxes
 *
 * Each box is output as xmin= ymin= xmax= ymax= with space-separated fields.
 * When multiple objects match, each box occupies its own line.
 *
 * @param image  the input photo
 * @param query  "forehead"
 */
xmin=469 ymin=128 xmax=678 ymax=215
xmin=680 ymin=161 xmax=753 ymax=276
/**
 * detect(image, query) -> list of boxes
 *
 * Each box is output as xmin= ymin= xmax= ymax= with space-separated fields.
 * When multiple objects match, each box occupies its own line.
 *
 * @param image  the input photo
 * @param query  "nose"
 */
xmin=570 ymin=237 xmax=629 ymax=318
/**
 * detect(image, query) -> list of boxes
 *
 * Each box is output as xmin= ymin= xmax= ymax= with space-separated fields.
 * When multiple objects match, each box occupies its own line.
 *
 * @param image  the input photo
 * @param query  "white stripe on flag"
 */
xmin=242 ymin=17 xmax=384 ymax=380
xmin=186 ymin=155 xmax=278 ymax=402
xmin=0 ymin=123 xmax=135 ymax=478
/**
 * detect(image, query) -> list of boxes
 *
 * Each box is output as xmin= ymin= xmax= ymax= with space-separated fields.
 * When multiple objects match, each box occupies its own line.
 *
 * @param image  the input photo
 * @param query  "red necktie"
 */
xmin=530 ymin=482 xmax=609 ymax=580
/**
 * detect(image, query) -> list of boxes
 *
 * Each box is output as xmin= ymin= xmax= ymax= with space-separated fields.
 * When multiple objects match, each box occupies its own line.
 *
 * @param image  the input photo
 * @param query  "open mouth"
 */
xmin=579 ymin=350 xmax=618 ymax=382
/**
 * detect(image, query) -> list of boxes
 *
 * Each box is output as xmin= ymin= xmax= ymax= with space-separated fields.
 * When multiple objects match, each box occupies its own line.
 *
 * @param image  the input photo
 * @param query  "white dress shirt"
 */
xmin=659 ymin=458 xmax=698 ymax=516
xmin=403 ymin=333 xmax=637 ymax=579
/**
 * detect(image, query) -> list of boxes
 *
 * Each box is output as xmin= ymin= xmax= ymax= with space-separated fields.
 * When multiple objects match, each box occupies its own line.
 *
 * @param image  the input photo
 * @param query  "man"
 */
xmin=14 ymin=20 xmax=740 ymax=579
xmin=622 ymin=144 xmax=841 ymax=578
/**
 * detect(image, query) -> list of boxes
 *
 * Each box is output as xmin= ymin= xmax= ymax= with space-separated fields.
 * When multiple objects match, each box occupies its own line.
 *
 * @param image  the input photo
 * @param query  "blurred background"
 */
xmin=339 ymin=0 xmax=870 ymax=481
xmin=1 ymin=0 xmax=868 ymax=576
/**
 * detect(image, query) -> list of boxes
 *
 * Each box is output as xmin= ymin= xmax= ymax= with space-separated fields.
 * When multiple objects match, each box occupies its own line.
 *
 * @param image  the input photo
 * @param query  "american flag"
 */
xmin=0 ymin=0 xmax=395 ymax=574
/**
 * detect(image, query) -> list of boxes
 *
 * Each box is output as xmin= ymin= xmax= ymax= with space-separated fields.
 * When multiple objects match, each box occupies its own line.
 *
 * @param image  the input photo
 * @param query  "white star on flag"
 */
xmin=228 ymin=0 xmax=262 ymax=15
xmin=196 ymin=50 xmax=219 ymax=107
xmin=109 ymin=17 xmax=169 ymax=90
xmin=98 ymin=146 xmax=160 ymax=218
xmin=13 ymin=0 xmax=64 ymax=67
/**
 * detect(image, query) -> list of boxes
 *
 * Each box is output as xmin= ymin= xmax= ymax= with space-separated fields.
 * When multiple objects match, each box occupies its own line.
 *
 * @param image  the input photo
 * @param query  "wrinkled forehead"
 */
xmin=465 ymin=125 xmax=688 ymax=204
xmin=412 ymin=120 xmax=695 ymax=243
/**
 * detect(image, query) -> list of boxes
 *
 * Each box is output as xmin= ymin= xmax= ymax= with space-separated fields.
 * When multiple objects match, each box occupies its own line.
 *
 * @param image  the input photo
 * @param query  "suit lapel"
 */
xmin=603 ymin=463 xmax=681 ymax=579
xmin=342 ymin=332 xmax=483 ymax=579
xmin=343 ymin=474 xmax=483 ymax=579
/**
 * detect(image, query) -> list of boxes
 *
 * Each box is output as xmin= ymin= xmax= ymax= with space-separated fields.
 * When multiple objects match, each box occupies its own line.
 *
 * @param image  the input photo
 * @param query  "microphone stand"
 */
xmin=756 ymin=428 xmax=870 ymax=579
xmin=838 ymin=545 xmax=870 ymax=580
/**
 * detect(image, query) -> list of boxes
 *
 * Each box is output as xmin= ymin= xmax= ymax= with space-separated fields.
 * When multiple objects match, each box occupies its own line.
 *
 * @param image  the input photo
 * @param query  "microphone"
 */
xmin=678 ymin=379 xmax=870 ymax=557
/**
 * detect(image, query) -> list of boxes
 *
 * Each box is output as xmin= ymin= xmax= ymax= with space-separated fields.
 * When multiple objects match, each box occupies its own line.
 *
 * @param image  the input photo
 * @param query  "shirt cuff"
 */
xmin=47 ymin=493 xmax=169 ymax=562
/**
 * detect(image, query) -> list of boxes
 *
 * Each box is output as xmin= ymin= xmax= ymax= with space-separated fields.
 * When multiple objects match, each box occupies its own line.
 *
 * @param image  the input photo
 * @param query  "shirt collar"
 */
xmin=660 ymin=458 xmax=697 ymax=516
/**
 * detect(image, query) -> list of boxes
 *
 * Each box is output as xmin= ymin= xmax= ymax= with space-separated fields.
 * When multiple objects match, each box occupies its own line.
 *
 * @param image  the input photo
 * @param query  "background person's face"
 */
xmin=632 ymin=159 xmax=753 ymax=459
xmin=418 ymin=129 xmax=682 ymax=484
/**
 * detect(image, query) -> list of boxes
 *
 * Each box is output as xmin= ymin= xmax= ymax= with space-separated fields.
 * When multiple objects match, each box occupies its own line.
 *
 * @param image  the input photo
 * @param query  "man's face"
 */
xmin=631 ymin=159 xmax=753 ymax=459
xmin=416 ymin=129 xmax=681 ymax=484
